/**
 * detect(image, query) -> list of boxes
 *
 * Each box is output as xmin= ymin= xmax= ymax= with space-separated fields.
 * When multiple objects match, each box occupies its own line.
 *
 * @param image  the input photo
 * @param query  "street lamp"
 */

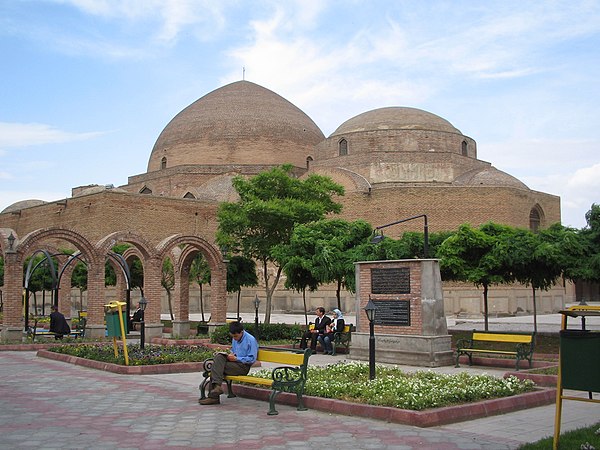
xmin=7 ymin=232 xmax=15 ymax=251
xmin=372 ymin=214 xmax=429 ymax=258
xmin=364 ymin=298 xmax=377 ymax=380
xmin=139 ymin=297 xmax=148 ymax=349
xmin=253 ymin=294 xmax=261 ymax=340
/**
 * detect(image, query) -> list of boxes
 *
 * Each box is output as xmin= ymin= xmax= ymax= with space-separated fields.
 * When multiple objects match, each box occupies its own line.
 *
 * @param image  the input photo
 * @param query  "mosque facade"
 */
xmin=0 ymin=81 xmax=566 ymax=340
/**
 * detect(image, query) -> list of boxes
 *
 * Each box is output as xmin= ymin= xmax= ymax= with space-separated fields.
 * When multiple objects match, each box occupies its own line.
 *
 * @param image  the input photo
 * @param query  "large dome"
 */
xmin=148 ymin=81 xmax=325 ymax=172
xmin=331 ymin=107 xmax=461 ymax=136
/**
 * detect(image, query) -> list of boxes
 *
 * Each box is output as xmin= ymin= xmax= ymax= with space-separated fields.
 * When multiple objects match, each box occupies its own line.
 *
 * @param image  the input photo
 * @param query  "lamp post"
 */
xmin=364 ymin=299 xmax=377 ymax=380
xmin=372 ymin=214 xmax=429 ymax=258
xmin=253 ymin=294 xmax=261 ymax=340
xmin=7 ymin=232 xmax=15 ymax=251
xmin=139 ymin=297 xmax=148 ymax=349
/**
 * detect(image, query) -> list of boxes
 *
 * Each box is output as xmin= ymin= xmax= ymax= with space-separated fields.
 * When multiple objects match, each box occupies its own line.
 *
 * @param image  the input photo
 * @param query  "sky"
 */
xmin=1 ymin=0 xmax=599 ymax=229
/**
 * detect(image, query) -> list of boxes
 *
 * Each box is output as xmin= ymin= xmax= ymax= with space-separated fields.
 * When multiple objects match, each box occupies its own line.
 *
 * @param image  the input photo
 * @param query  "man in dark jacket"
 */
xmin=49 ymin=305 xmax=71 ymax=340
xmin=299 ymin=307 xmax=332 ymax=353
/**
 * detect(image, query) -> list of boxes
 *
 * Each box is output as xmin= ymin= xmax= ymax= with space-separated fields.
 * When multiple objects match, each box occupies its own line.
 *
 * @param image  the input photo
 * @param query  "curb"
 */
xmin=227 ymin=384 xmax=556 ymax=427
xmin=37 ymin=349 xmax=203 ymax=374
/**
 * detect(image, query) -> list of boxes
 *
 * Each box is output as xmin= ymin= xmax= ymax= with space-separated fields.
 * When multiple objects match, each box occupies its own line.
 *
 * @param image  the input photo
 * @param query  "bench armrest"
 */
xmin=455 ymin=338 xmax=473 ymax=350
xmin=272 ymin=366 xmax=304 ymax=383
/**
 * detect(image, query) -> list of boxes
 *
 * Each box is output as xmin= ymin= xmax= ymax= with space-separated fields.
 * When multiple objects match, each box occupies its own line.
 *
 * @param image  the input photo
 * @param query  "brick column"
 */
xmin=85 ymin=259 xmax=106 ymax=339
xmin=143 ymin=256 xmax=164 ymax=340
xmin=1 ymin=252 xmax=24 ymax=341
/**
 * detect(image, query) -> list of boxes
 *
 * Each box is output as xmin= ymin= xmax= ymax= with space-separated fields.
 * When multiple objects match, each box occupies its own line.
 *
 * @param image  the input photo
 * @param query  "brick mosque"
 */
xmin=0 ymin=80 xmax=567 ymax=340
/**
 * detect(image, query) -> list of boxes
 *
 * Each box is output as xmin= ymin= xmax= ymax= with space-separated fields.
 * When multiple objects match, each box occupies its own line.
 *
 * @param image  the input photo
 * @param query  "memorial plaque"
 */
xmin=372 ymin=299 xmax=411 ymax=326
xmin=371 ymin=267 xmax=410 ymax=294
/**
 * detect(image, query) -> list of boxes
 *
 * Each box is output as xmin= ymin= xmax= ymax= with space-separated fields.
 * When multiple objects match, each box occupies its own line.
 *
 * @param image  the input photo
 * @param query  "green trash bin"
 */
xmin=560 ymin=329 xmax=600 ymax=392
xmin=105 ymin=309 xmax=128 ymax=337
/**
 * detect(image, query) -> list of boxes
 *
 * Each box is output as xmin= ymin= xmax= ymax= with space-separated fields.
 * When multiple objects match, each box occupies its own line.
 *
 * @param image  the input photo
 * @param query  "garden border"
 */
xmin=36 ymin=349 xmax=556 ymax=427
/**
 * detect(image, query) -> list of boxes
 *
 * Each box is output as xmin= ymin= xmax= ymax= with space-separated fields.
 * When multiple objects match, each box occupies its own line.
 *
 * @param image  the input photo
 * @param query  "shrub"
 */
xmin=210 ymin=322 xmax=303 ymax=344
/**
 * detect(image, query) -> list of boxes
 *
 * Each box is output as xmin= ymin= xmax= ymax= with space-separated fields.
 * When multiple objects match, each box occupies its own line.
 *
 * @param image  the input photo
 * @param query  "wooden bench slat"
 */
xmin=472 ymin=333 xmax=532 ymax=343
xmin=226 ymin=375 xmax=273 ymax=386
xmin=257 ymin=349 xmax=304 ymax=365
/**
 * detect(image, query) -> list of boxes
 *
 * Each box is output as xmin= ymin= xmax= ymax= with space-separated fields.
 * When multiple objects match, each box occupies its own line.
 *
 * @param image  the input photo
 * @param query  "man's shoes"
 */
xmin=198 ymin=397 xmax=220 ymax=405
xmin=208 ymin=385 xmax=224 ymax=398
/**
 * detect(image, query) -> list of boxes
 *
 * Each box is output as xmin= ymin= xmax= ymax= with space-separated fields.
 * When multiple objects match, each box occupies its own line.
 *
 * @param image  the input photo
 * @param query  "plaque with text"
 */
xmin=372 ymin=299 xmax=411 ymax=326
xmin=371 ymin=267 xmax=410 ymax=294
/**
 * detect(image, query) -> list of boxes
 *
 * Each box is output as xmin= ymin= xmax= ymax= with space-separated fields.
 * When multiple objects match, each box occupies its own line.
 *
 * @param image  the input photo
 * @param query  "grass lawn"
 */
xmin=519 ymin=421 xmax=600 ymax=449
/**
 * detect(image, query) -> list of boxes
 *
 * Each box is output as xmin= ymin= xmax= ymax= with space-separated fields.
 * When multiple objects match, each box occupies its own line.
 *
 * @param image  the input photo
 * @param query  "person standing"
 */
xmin=199 ymin=321 xmax=258 ymax=405
xmin=299 ymin=307 xmax=332 ymax=353
xmin=49 ymin=305 xmax=71 ymax=340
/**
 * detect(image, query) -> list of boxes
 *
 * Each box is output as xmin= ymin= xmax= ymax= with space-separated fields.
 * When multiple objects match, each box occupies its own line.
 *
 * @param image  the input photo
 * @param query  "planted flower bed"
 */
xmin=48 ymin=343 xmax=214 ymax=366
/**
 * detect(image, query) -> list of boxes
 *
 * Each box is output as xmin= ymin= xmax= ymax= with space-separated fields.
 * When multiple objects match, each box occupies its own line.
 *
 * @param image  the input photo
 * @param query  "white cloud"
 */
xmin=0 ymin=123 xmax=105 ymax=150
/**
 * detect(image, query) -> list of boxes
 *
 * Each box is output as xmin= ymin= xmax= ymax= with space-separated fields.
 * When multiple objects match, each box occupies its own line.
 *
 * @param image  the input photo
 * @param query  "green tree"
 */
xmin=189 ymin=253 xmax=211 ymax=322
xmin=162 ymin=258 xmax=175 ymax=320
xmin=275 ymin=218 xmax=373 ymax=312
xmin=438 ymin=223 xmax=508 ymax=331
xmin=217 ymin=165 xmax=344 ymax=324
xmin=225 ymin=255 xmax=258 ymax=320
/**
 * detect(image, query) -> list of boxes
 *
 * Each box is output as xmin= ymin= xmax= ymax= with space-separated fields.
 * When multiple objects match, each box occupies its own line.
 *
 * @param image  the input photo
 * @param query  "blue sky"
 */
xmin=1 ymin=0 xmax=599 ymax=228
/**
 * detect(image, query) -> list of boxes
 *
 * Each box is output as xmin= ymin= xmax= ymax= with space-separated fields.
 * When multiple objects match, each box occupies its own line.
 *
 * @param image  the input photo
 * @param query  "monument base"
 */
xmin=351 ymin=332 xmax=454 ymax=367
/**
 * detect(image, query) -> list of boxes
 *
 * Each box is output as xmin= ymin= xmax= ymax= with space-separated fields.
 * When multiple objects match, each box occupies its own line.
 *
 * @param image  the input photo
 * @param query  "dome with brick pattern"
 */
xmin=331 ymin=107 xmax=461 ymax=136
xmin=147 ymin=81 xmax=324 ymax=172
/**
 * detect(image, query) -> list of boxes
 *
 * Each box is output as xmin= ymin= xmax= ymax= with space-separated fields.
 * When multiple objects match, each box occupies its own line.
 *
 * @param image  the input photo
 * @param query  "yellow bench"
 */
xmin=293 ymin=323 xmax=354 ymax=355
xmin=199 ymin=348 xmax=312 ymax=415
xmin=455 ymin=330 xmax=535 ymax=371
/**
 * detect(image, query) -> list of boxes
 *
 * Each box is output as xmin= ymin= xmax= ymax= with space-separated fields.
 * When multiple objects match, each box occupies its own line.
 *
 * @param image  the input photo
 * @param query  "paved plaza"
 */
xmin=1 ymin=309 xmax=599 ymax=449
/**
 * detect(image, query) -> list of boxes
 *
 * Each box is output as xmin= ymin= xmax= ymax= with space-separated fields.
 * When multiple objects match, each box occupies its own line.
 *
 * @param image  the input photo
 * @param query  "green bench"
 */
xmin=292 ymin=323 xmax=354 ymax=355
xmin=199 ymin=348 xmax=312 ymax=415
xmin=455 ymin=330 xmax=536 ymax=371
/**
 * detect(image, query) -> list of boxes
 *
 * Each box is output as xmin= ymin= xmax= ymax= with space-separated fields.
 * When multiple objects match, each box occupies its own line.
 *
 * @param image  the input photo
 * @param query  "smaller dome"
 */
xmin=331 ymin=107 xmax=461 ymax=136
xmin=74 ymin=185 xmax=127 ymax=197
xmin=2 ymin=199 xmax=47 ymax=214
xmin=454 ymin=167 xmax=528 ymax=189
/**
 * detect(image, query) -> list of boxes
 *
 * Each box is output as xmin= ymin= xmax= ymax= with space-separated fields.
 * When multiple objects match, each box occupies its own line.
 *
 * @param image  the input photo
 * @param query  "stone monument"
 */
xmin=351 ymin=259 xmax=453 ymax=367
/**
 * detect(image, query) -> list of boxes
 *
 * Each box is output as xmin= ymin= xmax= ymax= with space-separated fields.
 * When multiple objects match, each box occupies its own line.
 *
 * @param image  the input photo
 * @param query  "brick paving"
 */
xmin=0 ymin=351 xmax=526 ymax=450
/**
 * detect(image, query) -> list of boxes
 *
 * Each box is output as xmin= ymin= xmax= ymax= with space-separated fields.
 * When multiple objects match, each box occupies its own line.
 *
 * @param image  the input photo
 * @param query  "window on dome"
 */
xmin=161 ymin=157 xmax=167 ymax=169
xmin=184 ymin=192 xmax=195 ymax=199
xmin=339 ymin=139 xmax=348 ymax=156
xmin=529 ymin=206 xmax=543 ymax=232
xmin=461 ymin=141 xmax=468 ymax=156
xmin=140 ymin=186 xmax=152 ymax=195
xmin=306 ymin=156 xmax=313 ymax=170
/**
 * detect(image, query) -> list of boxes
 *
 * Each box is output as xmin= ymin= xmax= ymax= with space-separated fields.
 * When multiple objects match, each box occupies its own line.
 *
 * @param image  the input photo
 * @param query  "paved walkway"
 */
xmin=1 ymin=349 xmax=599 ymax=449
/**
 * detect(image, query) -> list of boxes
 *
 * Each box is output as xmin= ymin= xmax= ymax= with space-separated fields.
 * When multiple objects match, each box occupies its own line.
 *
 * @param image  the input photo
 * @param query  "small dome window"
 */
xmin=161 ymin=157 xmax=167 ymax=169
xmin=306 ymin=156 xmax=313 ymax=170
xmin=461 ymin=141 xmax=468 ymax=156
xmin=339 ymin=139 xmax=348 ymax=156
xmin=529 ymin=205 xmax=543 ymax=232
xmin=183 ymin=192 xmax=195 ymax=199
xmin=140 ymin=186 xmax=152 ymax=195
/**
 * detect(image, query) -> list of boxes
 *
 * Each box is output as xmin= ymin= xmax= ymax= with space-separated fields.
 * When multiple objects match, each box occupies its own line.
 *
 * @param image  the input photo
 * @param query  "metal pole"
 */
xmin=254 ymin=305 xmax=260 ymax=340
xmin=369 ymin=319 xmax=375 ymax=380
xmin=140 ymin=309 xmax=146 ymax=350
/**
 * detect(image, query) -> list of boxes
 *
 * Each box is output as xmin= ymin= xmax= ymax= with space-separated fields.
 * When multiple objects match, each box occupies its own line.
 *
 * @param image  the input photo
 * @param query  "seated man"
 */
xmin=199 ymin=321 xmax=258 ymax=405
xmin=49 ymin=305 xmax=71 ymax=340
xmin=299 ymin=307 xmax=331 ymax=353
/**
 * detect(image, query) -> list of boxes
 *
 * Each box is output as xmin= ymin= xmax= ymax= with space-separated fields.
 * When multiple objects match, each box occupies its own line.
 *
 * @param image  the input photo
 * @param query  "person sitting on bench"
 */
xmin=199 ymin=321 xmax=258 ymax=405
xmin=49 ymin=305 xmax=71 ymax=340
xmin=299 ymin=307 xmax=331 ymax=353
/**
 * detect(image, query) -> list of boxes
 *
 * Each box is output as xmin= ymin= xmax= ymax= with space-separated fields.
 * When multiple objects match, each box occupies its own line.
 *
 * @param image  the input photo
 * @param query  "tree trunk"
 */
xmin=236 ymin=290 xmax=241 ymax=321
xmin=199 ymin=284 xmax=205 ymax=322
xmin=532 ymin=286 xmax=538 ymax=334
xmin=336 ymin=280 xmax=342 ymax=311
xmin=303 ymin=288 xmax=308 ymax=326
xmin=166 ymin=289 xmax=174 ymax=321
xmin=262 ymin=260 xmax=282 ymax=325
xmin=483 ymin=283 xmax=489 ymax=331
